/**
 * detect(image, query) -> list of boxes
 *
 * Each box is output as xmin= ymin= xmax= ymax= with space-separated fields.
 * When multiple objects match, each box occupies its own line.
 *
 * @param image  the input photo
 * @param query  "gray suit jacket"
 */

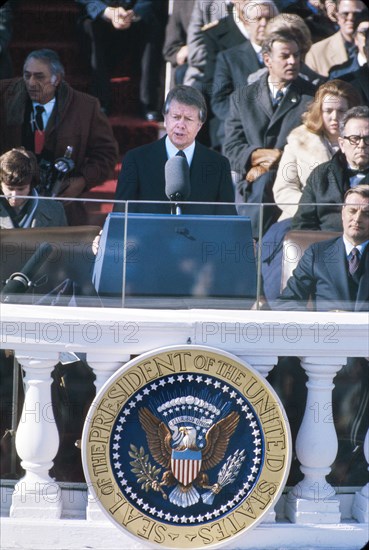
xmin=184 ymin=0 xmax=231 ymax=87
xmin=224 ymin=73 xmax=316 ymax=175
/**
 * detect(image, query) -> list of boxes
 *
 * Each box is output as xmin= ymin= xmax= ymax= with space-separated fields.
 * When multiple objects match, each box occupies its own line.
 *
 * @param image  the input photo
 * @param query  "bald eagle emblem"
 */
xmin=138 ymin=406 xmax=240 ymax=508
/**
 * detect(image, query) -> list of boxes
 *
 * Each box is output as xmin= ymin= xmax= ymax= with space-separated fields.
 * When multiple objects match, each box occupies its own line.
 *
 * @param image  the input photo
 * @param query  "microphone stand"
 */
xmin=170 ymin=193 xmax=183 ymax=215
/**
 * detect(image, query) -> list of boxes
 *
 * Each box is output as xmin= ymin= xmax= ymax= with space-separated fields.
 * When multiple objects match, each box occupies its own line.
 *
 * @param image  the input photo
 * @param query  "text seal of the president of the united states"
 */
xmin=82 ymin=346 xmax=291 ymax=548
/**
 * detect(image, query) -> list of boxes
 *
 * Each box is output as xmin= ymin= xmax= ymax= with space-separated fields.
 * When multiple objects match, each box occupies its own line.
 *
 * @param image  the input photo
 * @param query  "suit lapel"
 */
xmin=356 ymin=247 xmax=369 ymax=311
xmin=257 ymin=76 xmax=274 ymax=119
xmin=323 ymin=238 xmax=352 ymax=304
xmin=189 ymin=142 xmax=200 ymax=183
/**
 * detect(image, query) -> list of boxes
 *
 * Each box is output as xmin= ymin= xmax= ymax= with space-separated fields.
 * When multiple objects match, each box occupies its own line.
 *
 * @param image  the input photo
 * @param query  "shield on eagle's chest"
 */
xmin=171 ymin=449 xmax=202 ymax=486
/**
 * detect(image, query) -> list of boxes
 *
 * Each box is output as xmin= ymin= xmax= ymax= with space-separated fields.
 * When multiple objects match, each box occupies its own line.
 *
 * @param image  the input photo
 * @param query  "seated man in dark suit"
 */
xmin=224 ymin=30 xmax=316 ymax=236
xmin=277 ymin=185 xmax=369 ymax=311
xmin=114 ymin=85 xmax=235 ymax=215
xmin=292 ymin=106 xmax=369 ymax=231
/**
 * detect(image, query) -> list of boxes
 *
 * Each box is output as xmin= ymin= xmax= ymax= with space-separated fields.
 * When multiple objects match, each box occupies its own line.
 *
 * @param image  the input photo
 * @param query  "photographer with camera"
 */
xmin=0 ymin=147 xmax=67 ymax=229
xmin=0 ymin=48 xmax=118 ymax=223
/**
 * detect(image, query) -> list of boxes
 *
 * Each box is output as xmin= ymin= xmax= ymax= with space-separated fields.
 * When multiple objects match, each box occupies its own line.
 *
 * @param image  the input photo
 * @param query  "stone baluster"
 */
xmin=239 ymin=355 xmax=279 ymax=523
xmin=241 ymin=355 xmax=278 ymax=379
xmin=85 ymin=353 xmax=130 ymax=521
xmin=10 ymin=350 xmax=62 ymax=519
xmin=286 ymin=356 xmax=346 ymax=524
xmin=352 ymin=427 xmax=369 ymax=523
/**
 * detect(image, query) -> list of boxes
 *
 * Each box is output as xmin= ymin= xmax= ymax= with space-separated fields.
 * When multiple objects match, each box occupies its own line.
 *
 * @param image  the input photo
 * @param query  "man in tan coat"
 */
xmin=305 ymin=0 xmax=367 ymax=77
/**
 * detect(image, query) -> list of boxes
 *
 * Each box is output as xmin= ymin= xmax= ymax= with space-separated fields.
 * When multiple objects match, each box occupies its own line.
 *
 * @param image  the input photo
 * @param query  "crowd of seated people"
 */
xmin=261 ymin=79 xmax=362 ymax=300
xmin=0 ymin=0 xmax=368 ymax=309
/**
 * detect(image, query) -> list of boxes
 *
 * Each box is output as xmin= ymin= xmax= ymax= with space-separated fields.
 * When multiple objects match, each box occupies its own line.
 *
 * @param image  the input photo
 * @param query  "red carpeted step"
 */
xmin=12 ymin=0 xmax=79 ymax=44
xmin=110 ymin=116 xmax=159 ymax=155
xmin=110 ymin=77 xmax=140 ymax=116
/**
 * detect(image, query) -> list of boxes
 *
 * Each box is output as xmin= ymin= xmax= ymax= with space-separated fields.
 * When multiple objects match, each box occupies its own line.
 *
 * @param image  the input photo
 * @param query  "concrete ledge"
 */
xmin=0 ymin=516 xmax=367 ymax=550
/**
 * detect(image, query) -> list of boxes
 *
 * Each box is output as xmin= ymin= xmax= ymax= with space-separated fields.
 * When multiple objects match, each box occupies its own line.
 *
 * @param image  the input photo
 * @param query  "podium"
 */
xmin=92 ymin=213 xmax=257 ymax=308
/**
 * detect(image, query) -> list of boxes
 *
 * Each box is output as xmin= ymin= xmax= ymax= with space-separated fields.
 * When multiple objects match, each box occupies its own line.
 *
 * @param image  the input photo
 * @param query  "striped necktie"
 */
xmin=348 ymin=247 xmax=360 ymax=275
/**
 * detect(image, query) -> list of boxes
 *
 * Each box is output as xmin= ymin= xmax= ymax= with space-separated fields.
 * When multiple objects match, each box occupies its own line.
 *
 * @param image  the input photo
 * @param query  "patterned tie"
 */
xmin=176 ymin=150 xmax=186 ymax=158
xmin=348 ymin=247 xmax=360 ymax=275
xmin=273 ymin=90 xmax=284 ymax=108
xmin=35 ymin=105 xmax=45 ymax=131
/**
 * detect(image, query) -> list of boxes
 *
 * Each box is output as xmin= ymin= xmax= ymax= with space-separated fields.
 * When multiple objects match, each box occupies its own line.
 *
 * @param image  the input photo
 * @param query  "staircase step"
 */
xmin=110 ymin=116 xmax=159 ymax=155
xmin=13 ymin=0 xmax=79 ymax=44
xmin=110 ymin=77 xmax=141 ymax=116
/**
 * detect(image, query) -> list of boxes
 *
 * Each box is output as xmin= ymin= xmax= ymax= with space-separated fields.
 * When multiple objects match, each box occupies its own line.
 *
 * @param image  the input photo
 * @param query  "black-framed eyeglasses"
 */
xmin=343 ymin=135 xmax=369 ymax=146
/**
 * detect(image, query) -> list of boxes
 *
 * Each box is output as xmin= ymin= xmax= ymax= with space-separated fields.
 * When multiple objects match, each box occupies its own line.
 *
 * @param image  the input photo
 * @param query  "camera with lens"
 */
xmin=37 ymin=146 xmax=75 ymax=197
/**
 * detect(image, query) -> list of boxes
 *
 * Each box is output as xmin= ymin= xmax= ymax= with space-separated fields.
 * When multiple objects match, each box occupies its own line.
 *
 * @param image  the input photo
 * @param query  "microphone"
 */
xmin=165 ymin=156 xmax=191 ymax=203
xmin=1 ymin=242 xmax=53 ymax=301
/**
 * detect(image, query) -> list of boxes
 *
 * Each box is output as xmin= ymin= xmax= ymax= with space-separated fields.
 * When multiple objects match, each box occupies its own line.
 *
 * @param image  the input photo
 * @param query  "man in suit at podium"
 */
xmin=114 ymin=85 xmax=235 ymax=215
xmin=276 ymin=185 xmax=369 ymax=312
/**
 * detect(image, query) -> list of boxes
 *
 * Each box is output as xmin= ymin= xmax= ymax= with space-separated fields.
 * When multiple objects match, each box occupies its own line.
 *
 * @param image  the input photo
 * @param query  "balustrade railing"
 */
xmin=0 ymin=196 xmax=368 ymax=548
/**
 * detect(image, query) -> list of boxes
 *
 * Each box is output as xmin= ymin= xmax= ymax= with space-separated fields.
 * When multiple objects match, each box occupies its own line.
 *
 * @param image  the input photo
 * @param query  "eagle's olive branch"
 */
xmin=128 ymin=444 xmax=167 ymax=499
xmin=202 ymin=449 xmax=246 ymax=505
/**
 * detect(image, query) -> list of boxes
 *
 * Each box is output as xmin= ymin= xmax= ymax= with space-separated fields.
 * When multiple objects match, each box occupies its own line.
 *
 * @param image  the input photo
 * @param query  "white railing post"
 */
xmin=352 ymin=428 xmax=369 ymax=522
xmin=85 ymin=353 xmax=130 ymax=521
xmin=10 ymin=350 xmax=62 ymax=519
xmin=285 ymin=356 xmax=346 ymax=524
xmin=241 ymin=355 xmax=278 ymax=379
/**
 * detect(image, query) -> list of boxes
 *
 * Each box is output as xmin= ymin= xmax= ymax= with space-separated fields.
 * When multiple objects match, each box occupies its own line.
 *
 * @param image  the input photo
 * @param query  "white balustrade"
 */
xmin=10 ymin=350 xmax=62 ymax=519
xmin=285 ymin=356 xmax=346 ymax=524
xmin=0 ymin=304 xmax=368 ymax=548
xmin=352 ymin=428 xmax=369 ymax=523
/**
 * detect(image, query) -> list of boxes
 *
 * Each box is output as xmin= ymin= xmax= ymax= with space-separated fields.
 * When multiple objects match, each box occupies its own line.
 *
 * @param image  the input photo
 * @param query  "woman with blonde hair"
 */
xmin=261 ymin=79 xmax=362 ymax=301
xmin=273 ymin=79 xmax=362 ymax=220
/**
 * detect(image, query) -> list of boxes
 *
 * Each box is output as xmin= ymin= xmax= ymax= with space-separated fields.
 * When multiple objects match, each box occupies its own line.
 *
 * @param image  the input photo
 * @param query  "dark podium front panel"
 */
xmin=92 ymin=213 xmax=256 ymax=307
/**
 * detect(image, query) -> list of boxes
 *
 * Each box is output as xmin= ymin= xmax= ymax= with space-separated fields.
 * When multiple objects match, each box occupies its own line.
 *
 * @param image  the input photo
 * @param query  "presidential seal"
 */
xmin=82 ymin=346 xmax=291 ymax=548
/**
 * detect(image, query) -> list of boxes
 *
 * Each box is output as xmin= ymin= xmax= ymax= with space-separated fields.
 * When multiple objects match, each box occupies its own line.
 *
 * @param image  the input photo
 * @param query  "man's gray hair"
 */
xmin=344 ymin=184 xmax=369 ymax=202
xmin=24 ymin=49 xmax=65 ymax=79
xmin=261 ymin=30 xmax=299 ymax=55
xmin=162 ymin=85 xmax=207 ymax=123
xmin=339 ymin=105 xmax=369 ymax=136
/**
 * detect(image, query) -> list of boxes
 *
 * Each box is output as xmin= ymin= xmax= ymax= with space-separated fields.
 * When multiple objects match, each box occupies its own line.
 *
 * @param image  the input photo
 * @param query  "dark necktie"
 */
xmin=348 ymin=247 xmax=360 ymax=275
xmin=176 ymin=150 xmax=186 ymax=158
xmin=35 ymin=105 xmax=45 ymax=131
xmin=272 ymin=90 xmax=284 ymax=108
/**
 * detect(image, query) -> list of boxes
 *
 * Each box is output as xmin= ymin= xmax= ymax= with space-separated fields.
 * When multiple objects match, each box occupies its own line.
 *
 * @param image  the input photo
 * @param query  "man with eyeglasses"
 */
xmin=305 ymin=0 xmax=367 ymax=77
xmin=292 ymin=105 xmax=369 ymax=231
